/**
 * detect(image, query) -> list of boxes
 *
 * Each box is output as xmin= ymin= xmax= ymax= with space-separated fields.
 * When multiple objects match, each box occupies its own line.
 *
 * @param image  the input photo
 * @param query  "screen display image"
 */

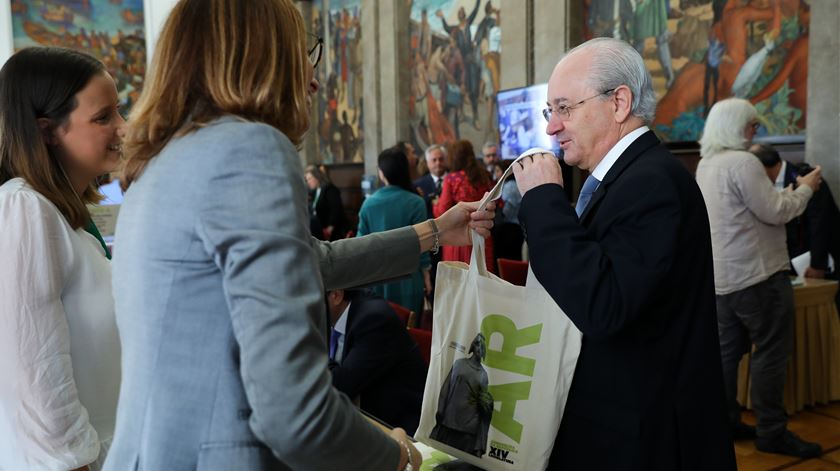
xmin=496 ymin=83 xmax=560 ymax=160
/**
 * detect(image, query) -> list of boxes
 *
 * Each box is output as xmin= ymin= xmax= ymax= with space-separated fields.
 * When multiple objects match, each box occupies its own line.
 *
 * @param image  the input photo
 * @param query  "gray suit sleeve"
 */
xmin=313 ymin=227 xmax=421 ymax=290
xmin=196 ymin=123 xmax=399 ymax=470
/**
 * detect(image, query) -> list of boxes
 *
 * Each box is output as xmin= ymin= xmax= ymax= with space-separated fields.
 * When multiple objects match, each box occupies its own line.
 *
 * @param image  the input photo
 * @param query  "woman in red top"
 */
xmin=434 ymin=140 xmax=495 ymax=273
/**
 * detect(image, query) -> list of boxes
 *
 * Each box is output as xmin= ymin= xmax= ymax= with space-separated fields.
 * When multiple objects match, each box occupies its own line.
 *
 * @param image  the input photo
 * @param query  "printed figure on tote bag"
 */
xmin=430 ymin=333 xmax=494 ymax=458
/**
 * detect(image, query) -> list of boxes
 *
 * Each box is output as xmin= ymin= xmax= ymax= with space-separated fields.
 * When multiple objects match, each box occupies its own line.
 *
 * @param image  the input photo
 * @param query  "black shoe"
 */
xmin=732 ymin=422 xmax=756 ymax=440
xmin=755 ymin=430 xmax=822 ymax=458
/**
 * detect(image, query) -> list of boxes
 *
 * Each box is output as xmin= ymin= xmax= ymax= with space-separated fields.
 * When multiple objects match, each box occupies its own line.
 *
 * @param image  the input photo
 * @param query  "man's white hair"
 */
xmin=699 ymin=98 xmax=757 ymax=158
xmin=425 ymin=144 xmax=446 ymax=160
xmin=482 ymin=141 xmax=498 ymax=153
xmin=564 ymin=37 xmax=657 ymax=124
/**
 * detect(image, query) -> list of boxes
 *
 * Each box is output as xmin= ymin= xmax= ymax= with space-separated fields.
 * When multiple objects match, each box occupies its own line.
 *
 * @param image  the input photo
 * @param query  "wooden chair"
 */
xmin=497 ymin=258 xmax=528 ymax=286
xmin=388 ymin=301 xmax=416 ymax=328
xmin=407 ymin=328 xmax=432 ymax=367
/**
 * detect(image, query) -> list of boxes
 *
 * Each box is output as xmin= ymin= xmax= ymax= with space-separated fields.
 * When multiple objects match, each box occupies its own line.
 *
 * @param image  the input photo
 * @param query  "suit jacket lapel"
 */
xmin=579 ymin=131 xmax=661 ymax=223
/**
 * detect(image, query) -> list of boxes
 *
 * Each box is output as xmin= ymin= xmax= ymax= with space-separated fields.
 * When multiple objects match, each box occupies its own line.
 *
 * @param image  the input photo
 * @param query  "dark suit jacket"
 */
xmin=783 ymin=163 xmax=840 ymax=271
xmin=519 ymin=131 xmax=735 ymax=470
xmin=329 ymin=295 xmax=427 ymax=435
xmin=413 ymin=173 xmax=444 ymax=219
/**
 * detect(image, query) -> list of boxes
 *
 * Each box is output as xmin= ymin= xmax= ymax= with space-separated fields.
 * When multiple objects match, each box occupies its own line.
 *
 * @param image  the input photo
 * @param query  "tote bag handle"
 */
xmin=470 ymin=147 xmax=556 ymax=279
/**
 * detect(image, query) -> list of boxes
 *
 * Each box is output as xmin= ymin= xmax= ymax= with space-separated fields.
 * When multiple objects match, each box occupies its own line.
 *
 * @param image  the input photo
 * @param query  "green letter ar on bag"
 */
xmin=481 ymin=314 xmax=542 ymax=444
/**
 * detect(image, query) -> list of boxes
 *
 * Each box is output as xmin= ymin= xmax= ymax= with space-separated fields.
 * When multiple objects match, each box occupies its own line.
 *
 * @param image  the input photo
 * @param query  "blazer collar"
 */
xmin=579 ymin=130 xmax=661 ymax=222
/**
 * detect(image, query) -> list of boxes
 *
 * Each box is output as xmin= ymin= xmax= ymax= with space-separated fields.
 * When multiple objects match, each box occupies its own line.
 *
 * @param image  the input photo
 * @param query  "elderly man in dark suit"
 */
xmin=513 ymin=37 xmax=735 ymax=470
xmin=327 ymin=289 xmax=427 ymax=435
xmin=413 ymin=144 xmax=448 ymax=219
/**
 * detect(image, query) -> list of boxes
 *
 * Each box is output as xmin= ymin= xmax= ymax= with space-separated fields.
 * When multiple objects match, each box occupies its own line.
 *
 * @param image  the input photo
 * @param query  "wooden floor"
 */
xmin=737 ymin=403 xmax=840 ymax=470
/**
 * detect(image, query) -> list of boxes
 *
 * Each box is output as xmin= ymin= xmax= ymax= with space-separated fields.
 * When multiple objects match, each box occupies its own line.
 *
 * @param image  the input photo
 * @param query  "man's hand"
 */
xmin=804 ymin=266 xmax=826 ymax=279
xmin=796 ymin=165 xmax=822 ymax=192
xmin=512 ymin=152 xmax=564 ymax=196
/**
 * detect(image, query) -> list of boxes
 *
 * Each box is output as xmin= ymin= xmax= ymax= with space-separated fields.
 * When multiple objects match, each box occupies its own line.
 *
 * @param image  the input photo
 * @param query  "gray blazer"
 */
xmin=105 ymin=118 xmax=420 ymax=470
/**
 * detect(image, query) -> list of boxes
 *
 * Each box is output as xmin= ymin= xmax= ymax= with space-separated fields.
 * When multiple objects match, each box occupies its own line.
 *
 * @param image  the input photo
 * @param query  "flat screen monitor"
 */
xmin=496 ymin=83 xmax=560 ymax=160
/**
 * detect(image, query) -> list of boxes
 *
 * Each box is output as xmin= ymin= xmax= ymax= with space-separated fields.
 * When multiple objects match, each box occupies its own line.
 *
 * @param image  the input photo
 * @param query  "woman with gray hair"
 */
xmin=695 ymin=97 xmax=823 ymax=458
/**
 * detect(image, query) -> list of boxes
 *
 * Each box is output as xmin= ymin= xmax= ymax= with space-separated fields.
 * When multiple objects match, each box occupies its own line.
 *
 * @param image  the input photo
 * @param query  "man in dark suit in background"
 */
xmin=413 ymin=144 xmax=448 ymax=219
xmin=513 ymin=37 xmax=735 ymax=470
xmin=751 ymin=143 xmax=840 ymax=308
xmin=326 ymin=289 xmax=427 ymax=435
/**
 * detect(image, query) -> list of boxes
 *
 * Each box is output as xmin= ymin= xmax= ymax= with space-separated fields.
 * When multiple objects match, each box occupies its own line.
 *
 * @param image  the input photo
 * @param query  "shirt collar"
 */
xmin=590 ymin=126 xmax=650 ymax=181
xmin=774 ymin=160 xmax=787 ymax=191
xmin=334 ymin=302 xmax=351 ymax=335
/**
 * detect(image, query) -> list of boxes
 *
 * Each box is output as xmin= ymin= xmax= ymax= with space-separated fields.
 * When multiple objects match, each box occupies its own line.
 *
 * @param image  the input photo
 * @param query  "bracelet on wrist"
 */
xmin=401 ymin=440 xmax=414 ymax=471
xmin=428 ymin=219 xmax=440 ymax=255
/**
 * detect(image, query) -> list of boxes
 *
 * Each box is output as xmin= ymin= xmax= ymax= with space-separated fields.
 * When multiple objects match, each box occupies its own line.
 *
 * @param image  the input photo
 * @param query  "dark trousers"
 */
xmin=716 ymin=271 xmax=793 ymax=439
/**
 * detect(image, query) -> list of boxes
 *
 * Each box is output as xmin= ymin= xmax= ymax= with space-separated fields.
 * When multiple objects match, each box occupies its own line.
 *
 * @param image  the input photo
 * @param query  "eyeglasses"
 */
xmin=307 ymin=33 xmax=323 ymax=69
xmin=750 ymin=121 xmax=760 ymax=131
xmin=542 ymin=88 xmax=616 ymax=122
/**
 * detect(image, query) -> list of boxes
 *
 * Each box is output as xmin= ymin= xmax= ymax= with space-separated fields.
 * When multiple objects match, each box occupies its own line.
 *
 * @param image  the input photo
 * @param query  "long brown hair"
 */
xmin=448 ymin=140 xmax=489 ymax=189
xmin=0 ymin=47 xmax=105 ymax=229
xmin=122 ymin=0 xmax=312 ymax=188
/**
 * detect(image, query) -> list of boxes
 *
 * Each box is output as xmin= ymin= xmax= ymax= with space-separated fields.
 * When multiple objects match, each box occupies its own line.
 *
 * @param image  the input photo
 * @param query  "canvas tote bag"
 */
xmin=415 ymin=150 xmax=582 ymax=471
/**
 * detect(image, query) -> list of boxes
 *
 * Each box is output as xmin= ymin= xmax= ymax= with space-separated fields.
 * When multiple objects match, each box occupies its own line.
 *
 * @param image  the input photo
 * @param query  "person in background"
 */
xmin=413 ymin=144 xmax=448 ymax=305
xmin=0 ymin=47 xmax=125 ymax=471
xmin=481 ymin=141 xmax=500 ymax=180
xmin=513 ymin=37 xmax=735 ymax=469
xmin=396 ymin=140 xmax=420 ymax=182
xmin=414 ymin=144 xmax=448 ymax=220
xmin=696 ymin=98 xmax=822 ymax=458
xmin=106 ymin=1 xmax=494 ymax=469
xmin=435 ymin=139 xmax=495 ymax=273
xmin=326 ymin=289 xmax=426 ymax=435
xmin=492 ymin=160 xmax=524 ymax=262
xmin=750 ymin=144 xmax=840 ymax=282
xmin=358 ymin=147 xmax=431 ymax=316
xmin=305 ymin=164 xmax=349 ymax=240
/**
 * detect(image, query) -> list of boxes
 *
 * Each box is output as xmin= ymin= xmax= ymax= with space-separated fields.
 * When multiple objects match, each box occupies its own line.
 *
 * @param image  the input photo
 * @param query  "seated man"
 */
xmin=327 ymin=289 xmax=427 ymax=435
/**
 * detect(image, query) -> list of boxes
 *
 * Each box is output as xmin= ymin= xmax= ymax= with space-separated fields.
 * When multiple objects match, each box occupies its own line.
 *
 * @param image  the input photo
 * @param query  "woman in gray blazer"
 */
xmin=104 ymin=1 xmax=493 ymax=470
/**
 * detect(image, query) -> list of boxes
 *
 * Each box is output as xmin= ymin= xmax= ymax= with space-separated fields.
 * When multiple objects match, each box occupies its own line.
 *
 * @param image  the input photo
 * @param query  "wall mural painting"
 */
xmin=11 ymin=0 xmax=146 ymax=110
xmin=409 ymin=0 xmax=501 ymax=152
xmin=312 ymin=0 xmax=363 ymax=164
xmin=584 ymin=0 xmax=810 ymax=142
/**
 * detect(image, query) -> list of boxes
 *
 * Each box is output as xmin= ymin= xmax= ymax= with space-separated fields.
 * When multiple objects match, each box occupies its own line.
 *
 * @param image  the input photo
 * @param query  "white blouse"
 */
xmin=0 ymin=178 xmax=120 ymax=470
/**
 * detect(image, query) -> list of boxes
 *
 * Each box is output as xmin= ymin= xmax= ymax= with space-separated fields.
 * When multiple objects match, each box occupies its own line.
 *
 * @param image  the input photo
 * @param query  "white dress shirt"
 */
xmin=590 ymin=126 xmax=650 ymax=181
xmin=332 ymin=302 xmax=351 ymax=363
xmin=0 ymin=178 xmax=120 ymax=471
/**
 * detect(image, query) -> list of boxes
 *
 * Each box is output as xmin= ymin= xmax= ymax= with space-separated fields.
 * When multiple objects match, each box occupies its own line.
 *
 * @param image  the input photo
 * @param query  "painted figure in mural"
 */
xmin=442 ymin=36 xmax=466 ymax=139
xmin=419 ymin=8 xmax=433 ymax=61
xmin=703 ymin=13 xmax=725 ymax=116
xmin=437 ymin=0 xmax=482 ymax=131
xmin=588 ymin=0 xmax=634 ymax=40
xmin=340 ymin=110 xmax=357 ymax=162
xmin=474 ymin=1 xmax=501 ymax=135
xmin=655 ymin=0 xmax=809 ymax=136
xmin=11 ymin=0 xmax=147 ymax=109
xmin=633 ymin=0 xmax=675 ymax=88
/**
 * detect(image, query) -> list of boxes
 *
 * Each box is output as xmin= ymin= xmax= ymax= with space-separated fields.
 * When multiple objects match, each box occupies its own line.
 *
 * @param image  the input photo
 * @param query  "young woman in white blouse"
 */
xmin=0 ymin=47 xmax=125 ymax=470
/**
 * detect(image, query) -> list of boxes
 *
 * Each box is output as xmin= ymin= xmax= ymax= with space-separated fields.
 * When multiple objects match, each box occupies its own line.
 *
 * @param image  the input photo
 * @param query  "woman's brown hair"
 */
xmin=122 ymin=0 xmax=312 ymax=189
xmin=0 ymin=47 xmax=106 ymax=229
xmin=448 ymin=139 xmax=490 ymax=189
